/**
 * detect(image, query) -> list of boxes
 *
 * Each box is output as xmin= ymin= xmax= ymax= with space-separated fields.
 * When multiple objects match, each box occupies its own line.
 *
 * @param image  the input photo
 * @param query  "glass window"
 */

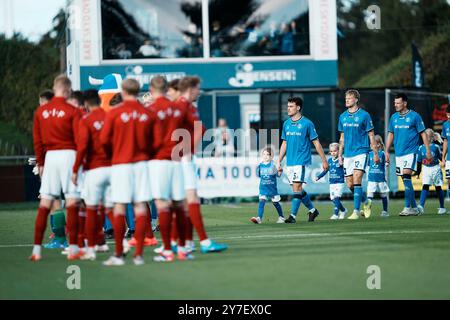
xmin=101 ymin=0 xmax=203 ymax=60
xmin=209 ymin=0 xmax=309 ymax=57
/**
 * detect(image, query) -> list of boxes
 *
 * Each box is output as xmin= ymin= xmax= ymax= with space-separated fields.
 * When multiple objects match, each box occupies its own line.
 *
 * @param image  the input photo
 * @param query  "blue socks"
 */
xmin=291 ymin=192 xmax=302 ymax=217
xmin=420 ymin=189 xmax=428 ymax=207
xmin=438 ymin=188 xmax=445 ymax=208
xmin=258 ymin=200 xmax=266 ymax=219
xmin=332 ymin=198 xmax=344 ymax=216
xmin=382 ymin=196 xmax=388 ymax=212
xmin=354 ymin=185 xmax=363 ymax=211
xmin=300 ymin=191 xmax=314 ymax=211
xmin=273 ymin=202 xmax=284 ymax=217
xmin=403 ymin=176 xmax=413 ymax=208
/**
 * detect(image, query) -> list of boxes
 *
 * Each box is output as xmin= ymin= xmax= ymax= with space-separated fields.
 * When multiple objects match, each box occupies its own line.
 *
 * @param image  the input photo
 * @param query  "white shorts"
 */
xmin=182 ymin=158 xmax=198 ymax=191
xmin=329 ymin=183 xmax=345 ymax=200
xmin=285 ymin=165 xmax=307 ymax=184
xmin=343 ymin=154 xmax=368 ymax=177
xmin=395 ymin=153 xmax=418 ymax=176
xmin=367 ymin=181 xmax=390 ymax=194
xmin=111 ymin=161 xmax=151 ymax=203
xmin=39 ymin=150 xmax=80 ymax=200
xmin=149 ymin=160 xmax=185 ymax=201
xmin=82 ymin=166 xmax=112 ymax=207
xmin=445 ymin=161 xmax=450 ymax=178
xmin=259 ymin=195 xmax=281 ymax=202
xmin=422 ymin=165 xmax=443 ymax=186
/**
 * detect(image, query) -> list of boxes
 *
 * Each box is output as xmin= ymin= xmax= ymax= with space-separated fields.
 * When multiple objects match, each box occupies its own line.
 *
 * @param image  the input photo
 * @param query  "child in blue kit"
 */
xmin=416 ymin=129 xmax=446 ymax=215
xmin=316 ymin=143 xmax=347 ymax=220
xmin=250 ymin=147 xmax=284 ymax=224
xmin=364 ymin=135 xmax=390 ymax=218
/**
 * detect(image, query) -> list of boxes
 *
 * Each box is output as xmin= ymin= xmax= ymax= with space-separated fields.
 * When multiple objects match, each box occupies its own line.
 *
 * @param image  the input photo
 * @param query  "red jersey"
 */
xmin=149 ymin=96 xmax=196 ymax=161
xmin=73 ymin=108 xmax=111 ymax=173
xmin=100 ymin=99 xmax=155 ymax=165
xmin=33 ymin=97 xmax=81 ymax=166
xmin=175 ymin=96 xmax=205 ymax=155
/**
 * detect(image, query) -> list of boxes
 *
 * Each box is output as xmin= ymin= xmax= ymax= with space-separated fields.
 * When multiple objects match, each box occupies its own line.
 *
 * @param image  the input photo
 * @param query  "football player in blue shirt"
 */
xmin=366 ymin=135 xmax=390 ymax=217
xmin=316 ymin=142 xmax=347 ymax=220
xmin=440 ymin=105 xmax=450 ymax=202
xmin=277 ymin=96 xmax=328 ymax=223
xmin=250 ymin=147 xmax=284 ymax=224
xmin=338 ymin=89 xmax=379 ymax=220
xmin=385 ymin=93 xmax=431 ymax=216
xmin=416 ymin=129 xmax=446 ymax=215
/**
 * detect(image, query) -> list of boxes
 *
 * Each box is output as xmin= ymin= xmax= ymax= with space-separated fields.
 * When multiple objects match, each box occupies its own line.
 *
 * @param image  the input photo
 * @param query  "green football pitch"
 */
xmin=1 ymin=199 xmax=450 ymax=300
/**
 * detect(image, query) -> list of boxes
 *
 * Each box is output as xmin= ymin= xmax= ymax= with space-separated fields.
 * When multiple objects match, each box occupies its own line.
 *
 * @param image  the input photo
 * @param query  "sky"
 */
xmin=0 ymin=0 xmax=66 ymax=42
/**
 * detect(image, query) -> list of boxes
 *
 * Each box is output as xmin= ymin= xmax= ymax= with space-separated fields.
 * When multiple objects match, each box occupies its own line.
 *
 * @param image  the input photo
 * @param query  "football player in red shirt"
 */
xmin=71 ymin=90 xmax=113 ymax=261
xmin=147 ymin=75 xmax=196 ymax=262
xmin=177 ymin=76 xmax=228 ymax=254
xmin=100 ymin=79 xmax=155 ymax=266
xmin=30 ymin=75 xmax=82 ymax=261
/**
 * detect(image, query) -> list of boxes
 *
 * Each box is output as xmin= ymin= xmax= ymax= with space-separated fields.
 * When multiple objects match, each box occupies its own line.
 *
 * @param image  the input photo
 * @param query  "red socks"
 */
xmin=114 ymin=215 xmax=126 ymax=256
xmin=188 ymin=203 xmax=207 ymax=241
xmin=77 ymin=213 xmax=86 ymax=248
xmin=170 ymin=215 xmax=178 ymax=241
xmin=134 ymin=214 xmax=147 ymax=257
xmin=34 ymin=206 xmax=51 ymax=245
xmin=66 ymin=205 xmax=79 ymax=245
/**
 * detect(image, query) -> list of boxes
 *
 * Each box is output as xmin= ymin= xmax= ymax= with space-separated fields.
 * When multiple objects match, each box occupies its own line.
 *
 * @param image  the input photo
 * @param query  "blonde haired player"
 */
xmin=30 ymin=75 xmax=82 ymax=261
xmin=416 ymin=129 xmax=446 ymax=215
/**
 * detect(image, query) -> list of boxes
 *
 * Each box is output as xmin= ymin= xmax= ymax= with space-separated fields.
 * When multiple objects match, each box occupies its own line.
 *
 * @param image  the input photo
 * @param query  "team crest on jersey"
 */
xmin=139 ymin=114 xmax=149 ymax=122
xmin=120 ymin=113 xmax=130 ymax=123
xmin=174 ymin=109 xmax=181 ymax=117
xmin=406 ymin=117 xmax=411 ymax=123
xmin=355 ymin=117 xmax=359 ymax=122
xmin=42 ymin=109 xmax=65 ymax=119
xmin=157 ymin=110 xmax=165 ymax=120
xmin=93 ymin=121 xmax=103 ymax=130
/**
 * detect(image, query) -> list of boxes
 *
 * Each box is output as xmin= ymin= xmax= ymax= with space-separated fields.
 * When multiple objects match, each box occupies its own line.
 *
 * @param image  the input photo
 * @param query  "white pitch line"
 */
xmin=1 ymin=229 xmax=450 ymax=248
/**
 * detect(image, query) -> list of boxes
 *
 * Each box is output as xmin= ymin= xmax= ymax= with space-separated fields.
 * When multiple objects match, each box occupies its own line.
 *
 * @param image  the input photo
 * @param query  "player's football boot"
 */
xmin=200 ymin=240 xmax=228 ymax=253
xmin=133 ymin=255 xmax=145 ymax=266
xmin=127 ymin=237 xmax=138 ymax=247
xmin=185 ymin=241 xmax=195 ymax=253
xmin=80 ymin=251 xmax=96 ymax=261
xmin=95 ymin=244 xmax=110 ymax=253
xmin=276 ymin=216 xmax=286 ymax=223
xmin=43 ymin=238 xmax=66 ymax=249
xmin=338 ymin=208 xmax=347 ymax=220
xmin=29 ymin=254 xmax=42 ymax=262
xmin=399 ymin=207 xmax=410 ymax=216
xmin=177 ymin=249 xmax=195 ymax=261
xmin=407 ymin=207 xmax=419 ymax=216
xmin=144 ymin=237 xmax=158 ymax=246
xmin=284 ymin=215 xmax=296 ymax=223
xmin=347 ymin=210 xmax=360 ymax=220
xmin=330 ymin=214 xmax=339 ymax=220
xmin=308 ymin=209 xmax=319 ymax=222
xmin=363 ymin=199 xmax=372 ymax=218
xmin=438 ymin=208 xmax=446 ymax=215
xmin=417 ymin=205 xmax=425 ymax=215
xmin=67 ymin=250 xmax=84 ymax=261
xmin=103 ymin=255 xmax=125 ymax=266
xmin=153 ymin=245 xmax=164 ymax=254
xmin=380 ymin=211 xmax=389 ymax=217
xmin=153 ymin=251 xmax=175 ymax=262
xmin=250 ymin=216 xmax=261 ymax=224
